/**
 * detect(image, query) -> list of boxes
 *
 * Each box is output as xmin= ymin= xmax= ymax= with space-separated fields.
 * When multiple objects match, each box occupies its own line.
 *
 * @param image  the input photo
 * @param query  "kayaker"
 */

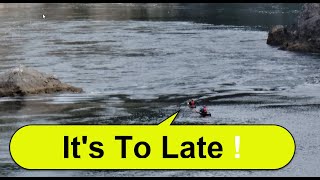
xmin=199 ymin=105 xmax=207 ymax=114
xmin=199 ymin=105 xmax=211 ymax=117
xmin=188 ymin=99 xmax=196 ymax=108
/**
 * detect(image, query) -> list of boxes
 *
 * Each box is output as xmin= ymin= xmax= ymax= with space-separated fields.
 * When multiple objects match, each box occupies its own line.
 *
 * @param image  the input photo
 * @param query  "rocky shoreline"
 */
xmin=267 ymin=3 xmax=320 ymax=53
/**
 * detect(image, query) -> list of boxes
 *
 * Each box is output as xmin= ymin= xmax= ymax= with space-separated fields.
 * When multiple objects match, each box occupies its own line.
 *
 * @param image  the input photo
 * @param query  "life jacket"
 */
xmin=190 ymin=100 xmax=195 ymax=106
xmin=203 ymin=107 xmax=207 ymax=113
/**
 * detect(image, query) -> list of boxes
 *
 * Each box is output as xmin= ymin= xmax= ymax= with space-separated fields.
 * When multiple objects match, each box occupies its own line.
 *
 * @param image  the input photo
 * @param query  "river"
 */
xmin=1 ymin=3 xmax=320 ymax=177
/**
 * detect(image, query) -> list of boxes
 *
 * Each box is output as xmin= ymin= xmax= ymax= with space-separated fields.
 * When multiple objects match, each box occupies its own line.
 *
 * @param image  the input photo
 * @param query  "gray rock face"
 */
xmin=0 ymin=65 xmax=83 ymax=97
xmin=267 ymin=3 xmax=320 ymax=53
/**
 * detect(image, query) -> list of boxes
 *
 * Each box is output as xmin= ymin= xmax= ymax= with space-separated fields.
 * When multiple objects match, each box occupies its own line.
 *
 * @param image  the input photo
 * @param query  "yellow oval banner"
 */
xmin=10 ymin=111 xmax=295 ymax=169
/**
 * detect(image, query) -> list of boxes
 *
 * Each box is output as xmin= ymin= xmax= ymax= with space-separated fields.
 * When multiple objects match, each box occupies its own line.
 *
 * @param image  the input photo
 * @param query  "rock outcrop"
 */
xmin=0 ymin=65 xmax=83 ymax=97
xmin=267 ymin=3 xmax=320 ymax=53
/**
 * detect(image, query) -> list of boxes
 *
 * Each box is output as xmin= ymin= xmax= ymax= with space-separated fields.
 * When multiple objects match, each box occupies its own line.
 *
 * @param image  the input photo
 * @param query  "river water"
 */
xmin=1 ymin=3 xmax=320 ymax=177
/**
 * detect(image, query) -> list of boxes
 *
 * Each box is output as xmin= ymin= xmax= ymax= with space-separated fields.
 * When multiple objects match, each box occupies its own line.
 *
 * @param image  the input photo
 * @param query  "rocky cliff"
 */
xmin=267 ymin=3 xmax=320 ymax=53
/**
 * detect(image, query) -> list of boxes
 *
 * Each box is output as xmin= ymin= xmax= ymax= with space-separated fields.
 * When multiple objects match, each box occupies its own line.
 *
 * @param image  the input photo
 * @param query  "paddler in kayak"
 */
xmin=188 ymin=99 xmax=196 ymax=108
xmin=199 ymin=105 xmax=211 ymax=117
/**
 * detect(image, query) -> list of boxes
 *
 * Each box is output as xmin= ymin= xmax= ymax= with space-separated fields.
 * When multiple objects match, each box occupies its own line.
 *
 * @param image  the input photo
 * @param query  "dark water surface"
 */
xmin=1 ymin=3 xmax=320 ymax=177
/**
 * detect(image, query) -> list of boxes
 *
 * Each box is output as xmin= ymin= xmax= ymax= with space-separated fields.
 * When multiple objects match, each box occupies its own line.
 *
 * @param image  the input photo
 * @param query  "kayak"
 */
xmin=200 ymin=113 xmax=211 ymax=117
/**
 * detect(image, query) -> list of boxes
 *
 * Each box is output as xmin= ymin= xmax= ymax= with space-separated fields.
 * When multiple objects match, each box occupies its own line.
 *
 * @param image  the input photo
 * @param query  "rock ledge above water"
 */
xmin=0 ymin=65 xmax=83 ymax=97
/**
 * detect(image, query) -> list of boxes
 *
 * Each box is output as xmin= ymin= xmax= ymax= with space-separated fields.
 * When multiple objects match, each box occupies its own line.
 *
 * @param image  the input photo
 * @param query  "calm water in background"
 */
xmin=1 ymin=3 xmax=320 ymax=176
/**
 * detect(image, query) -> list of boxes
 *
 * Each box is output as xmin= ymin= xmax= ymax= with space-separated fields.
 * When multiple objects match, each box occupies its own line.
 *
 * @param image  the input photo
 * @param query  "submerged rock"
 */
xmin=0 ymin=65 xmax=83 ymax=97
xmin=267 ymin=3 xmax=320 ymax=53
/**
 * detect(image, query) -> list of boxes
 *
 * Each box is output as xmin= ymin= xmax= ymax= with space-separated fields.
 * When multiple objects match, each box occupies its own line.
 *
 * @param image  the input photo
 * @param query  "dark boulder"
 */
xmin=266 ymin=25 xmax=288 ymax=46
